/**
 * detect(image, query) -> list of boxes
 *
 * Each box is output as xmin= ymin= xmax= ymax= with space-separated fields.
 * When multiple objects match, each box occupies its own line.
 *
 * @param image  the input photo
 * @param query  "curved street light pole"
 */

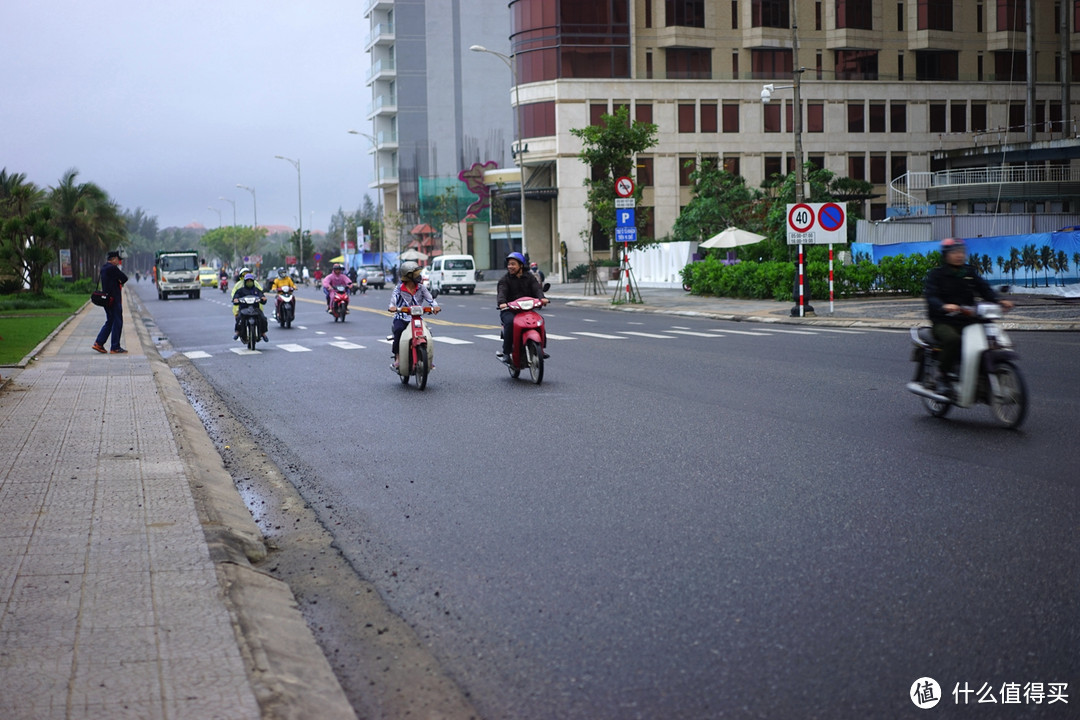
xmin=275 ymin=156 xmax=303 ymax=270
xmin=207 ymin=206 xmax=221 ymax=228
xmin=348 ymin=129 xmax=385 ymax=267
xmin=470 ymin=44 xmax=527 ymax=258
xmin=236 ymin=184 xmax=257 ymax=230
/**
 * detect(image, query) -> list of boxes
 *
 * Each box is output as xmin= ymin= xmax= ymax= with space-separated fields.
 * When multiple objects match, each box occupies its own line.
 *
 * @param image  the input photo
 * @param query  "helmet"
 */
xmin=277 ymin=268 xmax=286 ymax=278
xmin=530 ymin=262 xmax=538 ymax=269
xmin=243 ymin=273 xmax=255 ymax=283
xmin=941 ymin=238 xmax=966 ymax=253
xmin=400 ymin=260 xmax=421 ymax=281
xmin=239 ymin=267 xmax=250 ymax=276
xmin=332 ymin=263 xmax=344 ymax=272
xmin=506 ymin=252 xmax=526 ymax=266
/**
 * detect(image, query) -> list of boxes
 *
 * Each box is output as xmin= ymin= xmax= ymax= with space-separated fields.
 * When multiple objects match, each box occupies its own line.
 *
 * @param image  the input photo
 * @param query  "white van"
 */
xmin=429 ymin=254 xmax=476 ymax=295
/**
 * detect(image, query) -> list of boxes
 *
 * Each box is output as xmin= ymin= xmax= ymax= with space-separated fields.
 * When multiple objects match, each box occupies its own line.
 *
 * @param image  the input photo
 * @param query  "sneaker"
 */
xmin=233 ymin=333 xmax=239 ymax=341
xmin=543 ymin=352 xmax=550 ymax=359
xmin=495 ymin=351 xmax=505 ymax=359
xmin=91 ymin=343 xmax=107 ymax=354
xmin=261 ymin=333 xmax=269 ymax=342
xmin=391 ymin=361 xmax=399 ymax=370
xmin=109 ymin=348 xmax=128 ymax=354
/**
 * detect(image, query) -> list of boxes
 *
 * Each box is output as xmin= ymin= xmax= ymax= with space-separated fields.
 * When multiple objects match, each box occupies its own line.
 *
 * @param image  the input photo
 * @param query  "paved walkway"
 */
xmin=0 ymin=296 xmax=355 ymax=720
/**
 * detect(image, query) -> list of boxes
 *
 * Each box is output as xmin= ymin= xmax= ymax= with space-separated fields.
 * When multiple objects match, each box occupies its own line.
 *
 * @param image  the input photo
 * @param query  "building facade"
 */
xmin=506 ymin=0 xmax=1080 ymax=276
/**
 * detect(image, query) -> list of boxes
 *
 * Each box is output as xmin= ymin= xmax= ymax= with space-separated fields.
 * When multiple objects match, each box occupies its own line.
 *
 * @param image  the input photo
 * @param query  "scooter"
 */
xmin=234 ymin=295 xmax=267 ymax=351
xmin=329 ymin=284 xmax=350 ymax=322
xmin=219 ymin=276 xmax=229 ymax=293
xmin=501 ymin=291 xmax=548 ymax=385
xmin=275 ymin=286 xmax=295 ymax=328
xmin=357 ymin=277 xmax=368 ymax=295
xmin=391 ymin=305 xmax=435 ymax=390
xmin=906 ymin=302 xmax=1027 ymax=429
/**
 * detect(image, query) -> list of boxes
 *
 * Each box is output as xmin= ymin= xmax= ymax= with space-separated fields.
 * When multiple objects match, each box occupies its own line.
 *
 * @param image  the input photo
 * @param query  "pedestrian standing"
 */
xmin=92 ymin=250 xmax=128 ymax=354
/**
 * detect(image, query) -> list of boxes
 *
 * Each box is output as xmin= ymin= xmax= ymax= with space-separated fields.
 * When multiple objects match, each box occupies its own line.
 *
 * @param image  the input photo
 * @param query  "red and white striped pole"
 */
xmin=828 ymin=244 xmax=834 ymax=314
xmin=798 ymin=244 xmax=805 ymax=317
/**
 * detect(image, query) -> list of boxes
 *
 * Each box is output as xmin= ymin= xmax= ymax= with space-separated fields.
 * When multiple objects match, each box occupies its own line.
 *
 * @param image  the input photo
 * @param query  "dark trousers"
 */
xmin=391 ymin=317 xmax=408 ymax=356
xmin=235 ymin=311 xmax=267 ymax=337
xmin=95 ymin=301 xmax=123 ymax=350
xmin=932 ymin=322 xmax=962 ymax=375
xmin=500 ymin=309 xmax=516 ymax=355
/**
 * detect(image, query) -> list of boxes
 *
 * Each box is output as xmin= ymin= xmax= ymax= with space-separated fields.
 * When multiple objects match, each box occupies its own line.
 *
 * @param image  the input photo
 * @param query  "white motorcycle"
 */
xmin=906 ymin=303 xmax=1027 ymax=429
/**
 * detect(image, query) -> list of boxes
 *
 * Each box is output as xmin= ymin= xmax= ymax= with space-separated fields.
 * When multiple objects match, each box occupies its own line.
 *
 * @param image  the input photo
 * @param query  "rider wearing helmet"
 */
xmin=231 ymin=267 xmax=261 ymax=318
xmin=496 ymin=252 xmax=548 ymax=361
xmin=231 ymin=273 xmax=269 ymax=342
xmin=925 ymin=238 xmax=1012 ymax=390
xmin=269 ymin=268 xmax=297 ymax=320
xmin=322 ymin=263 xmax=353 ymax=311
xmin=388 ymin=261 xmax=441 ymax=369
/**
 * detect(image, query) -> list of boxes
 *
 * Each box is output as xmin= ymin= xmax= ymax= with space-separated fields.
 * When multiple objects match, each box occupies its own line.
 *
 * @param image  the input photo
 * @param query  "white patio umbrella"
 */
xmin=399 ymin=249 xmax=428 ymax=262
xmin=699 ymin=226 xmax=767 ymax=249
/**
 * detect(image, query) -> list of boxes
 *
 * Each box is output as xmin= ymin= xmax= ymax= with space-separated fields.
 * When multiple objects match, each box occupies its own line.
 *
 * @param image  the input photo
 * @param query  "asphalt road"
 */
xmin=132 ymin=279 xmax=1080 ymax=719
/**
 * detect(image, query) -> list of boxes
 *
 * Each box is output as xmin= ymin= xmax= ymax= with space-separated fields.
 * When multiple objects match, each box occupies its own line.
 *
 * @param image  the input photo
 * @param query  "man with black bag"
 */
xmin=91 ymin=250 xmax=128 ymax=354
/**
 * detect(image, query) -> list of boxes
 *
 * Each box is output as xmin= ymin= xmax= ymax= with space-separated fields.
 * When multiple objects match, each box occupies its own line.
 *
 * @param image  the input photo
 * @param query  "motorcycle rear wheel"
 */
xmin=989 ymin=361 xmax=1027 ymax=429
xmin=413 ymin=345 xmax=428 ymax=390
xmin=526 ymin=339 xmax=544 ymax=385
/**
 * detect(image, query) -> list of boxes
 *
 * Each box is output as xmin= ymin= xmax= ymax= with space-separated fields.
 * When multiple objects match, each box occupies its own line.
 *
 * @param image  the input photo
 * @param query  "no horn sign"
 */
xmin=786 ymin=202 xmax=847 ymax=245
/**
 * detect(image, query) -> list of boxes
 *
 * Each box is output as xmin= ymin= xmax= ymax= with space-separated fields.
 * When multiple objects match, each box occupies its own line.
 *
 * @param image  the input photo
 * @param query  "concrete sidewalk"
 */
xmin=0 ymin=295 xmax=355 ymax=719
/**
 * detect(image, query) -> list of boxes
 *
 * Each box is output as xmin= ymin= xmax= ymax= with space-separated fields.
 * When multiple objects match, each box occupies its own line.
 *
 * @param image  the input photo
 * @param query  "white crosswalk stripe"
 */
xmin=434 ymin=336 xmax=472 ymax=344
xmin=708 ymin=329 xmax=773 ymax=336
xmin=543 ymin=333 xmax=578 ymax=340
xmin=229 ymin=348 xmax=260 ymax=355
xmin=618 ymin=331 xmax=676 ymax=339
xmin=329 ymin=341 xmax=365 ymax=349
xmin=277 ymin=343 xmax=312 ymax=352
xmin=184 ymin=350 xmax=211 ymax=359
xmin=571 ymin=332 xmax=627 ymax=340
xmin=667 ymin=330 xmax=724 ymax=338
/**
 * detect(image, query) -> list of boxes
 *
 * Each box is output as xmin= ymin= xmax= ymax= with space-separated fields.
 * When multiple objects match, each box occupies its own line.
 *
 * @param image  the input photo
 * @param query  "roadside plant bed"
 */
xmin=0 ymin=292 xmax=87 ymax=365
xmin=681 ymin=250 xmax=940 ymax=301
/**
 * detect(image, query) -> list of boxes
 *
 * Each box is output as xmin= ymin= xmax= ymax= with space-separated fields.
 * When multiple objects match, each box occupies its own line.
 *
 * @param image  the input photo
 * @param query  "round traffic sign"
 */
xmin=819 ymin=202 xmax=845 ymax=232
xmin=788 ymin=203 xmax=814 ymax=233
xmin=615 ymin=176 xmax=635 ymax=198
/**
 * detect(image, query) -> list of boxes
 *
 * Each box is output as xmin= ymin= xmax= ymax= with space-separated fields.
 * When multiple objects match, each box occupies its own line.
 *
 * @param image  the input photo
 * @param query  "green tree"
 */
xmin=49 ymin=169 xmax=125 ymax=280
xmin=570 ymin=105 xmax=658 ymax=255
xmin=0 ymin=170 xmax=60 ymax=294
xmin=1020 ymin=244 xmax=1038 ymax=287
xmin=1038 ymin=245 xmax=1054 ymax=287
xmin=670 ymin=163 xmax=764 ymax=245
xmin=1054 ymin=250 xmax=1069 ymax=287
xmin=996 ymin=255 xmax=1005 ymax=279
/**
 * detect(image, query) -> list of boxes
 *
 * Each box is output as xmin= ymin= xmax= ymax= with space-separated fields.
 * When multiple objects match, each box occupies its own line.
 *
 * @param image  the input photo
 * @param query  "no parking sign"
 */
xmin=786 ymin=202 xmax=846 ymax=245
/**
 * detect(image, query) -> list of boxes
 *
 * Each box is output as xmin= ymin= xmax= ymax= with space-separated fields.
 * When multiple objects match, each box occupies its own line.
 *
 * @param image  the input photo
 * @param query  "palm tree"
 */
xmin=1009 ymin=246 xmax=1021 ymax=284
xmin=1038 ymin=245 xmax=1054 ymax=287
xmin=0 ymin=171 xmax=60 ymax=293
xmin=50 ymin=169 xmax=126 ymax=280
xmin=996 ymin=255 xmax=1005 ymax=279
xmin=1055 ymin=250 xmax=1069 ymax=287
xmin=1020 ymin=244 xmax=1038 ymax=287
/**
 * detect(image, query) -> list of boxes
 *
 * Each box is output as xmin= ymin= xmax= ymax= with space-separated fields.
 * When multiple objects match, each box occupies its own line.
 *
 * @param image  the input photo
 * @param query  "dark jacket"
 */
xmin=925 ymin=263 xmax=998 ymax=326
xmin=496 ymin=271 xmax=545 ymax=307
xmin=100 ymin=262 xmax=128 ymax=301
xmin=233 ymin=283 xmax=266 ymax=304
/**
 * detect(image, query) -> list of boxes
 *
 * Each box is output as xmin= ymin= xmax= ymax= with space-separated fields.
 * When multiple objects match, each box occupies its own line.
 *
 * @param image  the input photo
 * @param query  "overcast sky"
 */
xmin=2 ymin=1 xmax=375 ymax=232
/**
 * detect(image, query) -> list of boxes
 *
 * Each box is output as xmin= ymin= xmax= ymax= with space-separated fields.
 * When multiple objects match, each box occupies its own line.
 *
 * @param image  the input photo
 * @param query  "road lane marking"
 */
xmin=543 ymin=333 xmax=578 ymax=340
xmin=571 ymin=332 xmax=627 ymax=339
xmin=706 ymin=329 xmax=772 ymax=336
xmin=617 ymin=331 xmax=676 ymax=339
xmin=277 ymin=344 xmax=312 ymax=352
xmin=752 ymin=328 xmax=817 ymax=335
xmin=184 ymin=351 xmax=211 ymax=359
xmin=434 ymin=336 xmax=472 ymax=344
xmin=329 ymin=341 xmax=365 ymax=349
xmin=667 ymin=330 xmax=724 ymax=338
xmin=229 ymin=348 xmax=261 ymax=355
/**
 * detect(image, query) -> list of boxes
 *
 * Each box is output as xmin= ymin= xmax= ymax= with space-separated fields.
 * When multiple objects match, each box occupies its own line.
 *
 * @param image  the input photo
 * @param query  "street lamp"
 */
xmin=236 ymin=184 xmax=257 ymax=231
xmin=208 ymin=206 xmax=221 ymax=228
xmin=275 ymin=155 xmax=303 ymax=270
xmin=470 ymin=44 xmax=527 ymax=258
xmin=348 ymin=129 xmax=385 ymax=267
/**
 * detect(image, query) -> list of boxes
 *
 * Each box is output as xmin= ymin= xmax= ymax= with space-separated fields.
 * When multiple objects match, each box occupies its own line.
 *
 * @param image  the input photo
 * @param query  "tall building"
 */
xmin=364 ymin=0 xmax=515 ymax=267
xmin=507 ymin=0 xmax=1080 ymax=276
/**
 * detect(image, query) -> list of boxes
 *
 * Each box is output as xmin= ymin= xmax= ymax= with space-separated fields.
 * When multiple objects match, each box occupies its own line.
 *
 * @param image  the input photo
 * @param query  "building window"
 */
xmin=764 ymin=155 xmax=783 ymax=180
xmin=870 ymin=155 xmax=887 ymax=184
xmin=997 ymin=0 xmax=1025 ymax=31
xmin=666 ymin=48 xmax=712 ymax=79
xmin=637 ymin=157 xmax=654 ymax=186
xmin=808 ymin=155 xmax=825 ymax=171
xmin=646 ymin=51 xmax=653 ymax=79
xmin=636 ymin=103 xmax=653 ymax=125
xmin=898 ymin=53 xmax=905 ymax=81
xmin=1050 ymin=102 xmax=1063 ymax=133
xmin=898 ymin=2 xmax=904 ymax=31
xmin=977 ymin=1 xmax=984 ymax=31
xmin=722 ymin=103 xmax=740 ymax=132
xmin=752 ymin=0 xmax=789 ymax=28
xmin=837 ymin=0 xmax=873 ymax=29
xmin=994 ymin=51 xmax=1026 ymax=81
xmin=1036 ymin=102 xmax=1047 ymax=132
xmin=891 ymin=154 xmax=908 ymax=181
xmin=807 ymin=103 xmax=824 ymax=132
xmin=891 ymin=102 xmax=907 ymax=132
xmin=701 ymin=103 xmax=718 ymax=132
xmin=816 ymin=2 xmax=823 ymax=30
xmin=511 ymin=0 xmax=631 ymax=82
xmin=951 ymin=103 xmax=967 ymax=133
xmin=870 ymin=202 xmax=887 ymax=221
xmin=1008 ymin=102 xmax=1025 ymax=132
xmin=751 ymin=49 xmax=793 ymax=79
xmin=723 ymin=156 xmax=740 ymax=176
xmin=929 ymin=103 xmax=947 ymax=133
xmin=869 ymin=103 xmax=886 ymax=132
xmin=977 ymin=54 xmax=984 ymax=81
xmin=848 ymin=103 xmax=865 ymax=132
xmin=915 ymin=50 xmax=959 ymax=80
xmin=731 ymin=1 xmax=739 ymax=28
xmin=679 ymin=104 xmax=696 ymax=132
xmin=764 ymin=103 xmax=782 ymax=132
xmin=590 ymin=103 xmax=608 ymax=127
xmin=640 ymin=206 xmax=654 ymax=242
xmin=816 ymin=50 xmax=823 ymax=79
xmin=666 ymin=0 xmax=705 ymax=27
xmin=835 ymin=50 xmax=879 ymax=80
xmin=971 ymin=103 xmax=987 ymax=132
xmin=645 ymin=0 xmax=652 ymax=27
xmin=679 ymin=156 xmax=696 ymax=186
xmin=732 ymin=50 xmax=740 ymax=79
xmin=918 ymin=0 xmax=954 ymax=30
xmin=848 ymin=154 xmax=866 ymax=181
xmin=519 ymin=101 xmax=556 ymax=138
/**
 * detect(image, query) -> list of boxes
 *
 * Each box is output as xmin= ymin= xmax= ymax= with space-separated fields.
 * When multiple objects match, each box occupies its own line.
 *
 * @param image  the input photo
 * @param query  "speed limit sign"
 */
xmin=786 ymin=202 xmax=846 ymax=244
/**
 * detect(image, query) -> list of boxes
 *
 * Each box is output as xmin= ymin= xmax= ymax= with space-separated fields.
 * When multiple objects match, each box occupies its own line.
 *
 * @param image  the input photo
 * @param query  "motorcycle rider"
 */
xmin=232 ymin=273 xmax=269 ymax=342
xmin=230 ymin=267 xmax=261 ymax=323
xmin=496 ymin=252 xmax=548 ymax=362
xmin=925 ymin=237 xmax=1012 ymax=393
xmin=269 ymin=268 xmax=297 ymax=320
xmin=322 ymin=263 xmax=354 ymax=312
xmin=388 ymin=260 xmax=440 ymax=370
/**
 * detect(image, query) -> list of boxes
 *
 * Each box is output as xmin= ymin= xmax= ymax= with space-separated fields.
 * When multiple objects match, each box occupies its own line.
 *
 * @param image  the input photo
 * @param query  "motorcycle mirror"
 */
xmin=542 ymin=283 xmax=551 ymax=292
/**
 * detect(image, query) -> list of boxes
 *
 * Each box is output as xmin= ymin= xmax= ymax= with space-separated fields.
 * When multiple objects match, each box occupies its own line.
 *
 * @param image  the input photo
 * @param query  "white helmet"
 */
xmin=400 ymin=261 xmax=421 ymax=281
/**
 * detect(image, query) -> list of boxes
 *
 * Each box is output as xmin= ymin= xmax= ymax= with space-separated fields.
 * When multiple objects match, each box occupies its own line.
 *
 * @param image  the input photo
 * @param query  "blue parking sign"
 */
xmin=615 ymin=226 xmax=638 ymax=243
xmin=616 ymin=208 xmax=635 ymax=227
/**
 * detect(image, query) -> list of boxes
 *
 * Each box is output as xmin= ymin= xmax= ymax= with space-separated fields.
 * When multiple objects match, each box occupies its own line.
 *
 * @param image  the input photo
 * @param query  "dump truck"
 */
xmin=154 ymin=249 xmax=201 ymax=299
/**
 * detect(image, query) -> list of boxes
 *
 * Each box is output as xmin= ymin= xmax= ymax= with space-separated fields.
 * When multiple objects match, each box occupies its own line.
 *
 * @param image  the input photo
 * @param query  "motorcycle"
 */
xmin=905 ymin=302 xmax=1027 ymax=429
xmin=275 ymin=286 xmax=295 ymax=328
xmin=358 ymin=277 xmax=368 ymax=294
xmin=219 ymin=276 xmax=229 ymax=293
xmin=329 ymin=284 xmax=351 ymax=322
xmin=391 ymin=305 xmax=435 ymax=390
xmin=234 ymin=295 xmax=267 ymax=351
xmin=501 ymin=291 xmax=548 ymax=385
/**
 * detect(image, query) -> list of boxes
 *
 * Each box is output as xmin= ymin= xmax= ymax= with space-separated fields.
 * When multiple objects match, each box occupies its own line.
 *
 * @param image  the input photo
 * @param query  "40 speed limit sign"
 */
xmin=786 ymin=202 xmax=846 ymax=245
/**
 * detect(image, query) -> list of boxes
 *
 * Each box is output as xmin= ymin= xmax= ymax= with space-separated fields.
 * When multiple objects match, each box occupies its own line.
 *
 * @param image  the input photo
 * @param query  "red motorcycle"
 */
xmin=329 ymin=284 xmax=351 ymax=322
xmin=391 ymin=305 xmax=435 ymax=390
xmin=219 ymin=275 xmax=229 ymax=293
xmin=502 ymin=295 xmax=548 ymax=385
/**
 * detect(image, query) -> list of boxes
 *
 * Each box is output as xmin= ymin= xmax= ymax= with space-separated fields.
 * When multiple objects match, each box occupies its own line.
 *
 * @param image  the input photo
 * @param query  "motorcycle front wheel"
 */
xmin=526 ymin=339 xmax=544 ymax=385
xmin=247 ymin=322 xmax=258 ymax=351
xmin=919 ymin=354 xmax=950 ymax=418
xmin=413 ymin=345 xmax=428 ymax=390
xmin=989 ymin=361 xmax=1027 ymax=429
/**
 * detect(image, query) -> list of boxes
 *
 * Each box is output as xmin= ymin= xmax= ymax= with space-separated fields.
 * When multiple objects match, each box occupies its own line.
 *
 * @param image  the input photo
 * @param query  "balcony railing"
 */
xmin=364 ymin=22 xmax=395 ymax=48
xmin=365 ymin=57 xmax=396 ymax=82
xmin=890 ymin=165 xmax=1080 ymax=211
xmin=366 ymin=93 xmax=397 ymax=117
